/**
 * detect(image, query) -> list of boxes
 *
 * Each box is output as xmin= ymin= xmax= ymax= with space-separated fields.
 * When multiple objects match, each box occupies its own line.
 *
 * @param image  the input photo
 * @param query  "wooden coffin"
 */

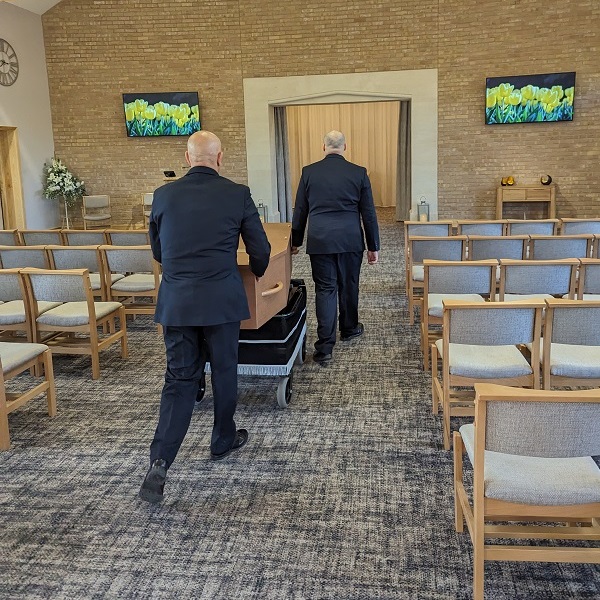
xmin=238 ymin=222 xmax=292 ymax=329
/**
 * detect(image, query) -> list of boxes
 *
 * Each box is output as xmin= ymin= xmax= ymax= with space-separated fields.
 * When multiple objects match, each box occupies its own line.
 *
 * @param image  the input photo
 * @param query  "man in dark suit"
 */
xmin=139 ymin=130 xmax=271 ymax=504
xmin=291 ymin=130 xmax=380 ymax=365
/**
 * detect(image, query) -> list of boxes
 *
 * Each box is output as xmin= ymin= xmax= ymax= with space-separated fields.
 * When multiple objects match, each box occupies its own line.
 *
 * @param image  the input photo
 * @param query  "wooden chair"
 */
xmin=0 ymin=245 xmax=49 ymax=269
xmin=142 ymin=193 xmax=153 ymax=228
xmin=403 ymin=221 xmax=453 ymax=294
xmin=0 ymin=341 xmax=56 ymax=450
xmin=454 ymin=383 xmax=600 ymax=600
xmin=505 ymin=218 xmax=559 ymax=236
xmin=456 ymin=220 xmax=506 ymax=236
xmin=578 ymin=258 xmax=600 ymax=300
xmin=431 ymin=300 xmax=543 ymax=450
xmin=99 ymin=245 xmax=161 ymax=319
xmin=498 ymin=259 xmax=579 ymax=302
xmin=20 ymin=230 xmax=62 ymax=246
xmin=421 ymin=259 xmax=497 ymax=372
xmin=560 ymin=217 xmax=600 ymax=235
xmin=105 ymin=230 xmax=150 ymax=245
xmin=21 ymin=268 xmax=128 ymax=380
xmin=541 ymin=298 xmax=600 ymax=389
xmin=82 ymin=195 xmax=112 ymax=230
xmin=407 ymin=236 xmax=466 ymax=325
xmin=0 ymin=230 xmax=21 ymax=245
xmin=529 ymin=234 xmax=593 ymax=260
xmin=61 ymin=229 xmax=108 ymax=246
xmin=46 ymin=245 xmax=124 ymax=301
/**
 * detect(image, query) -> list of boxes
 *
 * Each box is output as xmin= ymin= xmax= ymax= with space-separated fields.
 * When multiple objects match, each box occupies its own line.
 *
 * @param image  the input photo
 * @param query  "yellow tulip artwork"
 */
xmin=485 ymin=72 xmax=575 ymax=124
xmin=123 ymin=92 xmax=201 ymax=137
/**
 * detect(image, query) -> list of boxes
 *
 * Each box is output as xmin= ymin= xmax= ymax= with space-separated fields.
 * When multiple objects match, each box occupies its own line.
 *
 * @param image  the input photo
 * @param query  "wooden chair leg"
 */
xmin=431 ymin=344 xmax=439 ymax=415
xmin=119 ymin=308 xmax=128 ymax=359
xmin=43 ymin=350 xmax=57 ymax=418
xmin=0 ymin=378 xmax=10 ymax=451
xmin=89 ymin=327 xmax=101 ymax=380
xmin=453 ymin=431 xmax=464 ymax=533
xmin=473 ymin=542 xmax=485 ymax=600
xmin=443 ymin=379 xmax=451 ymax=451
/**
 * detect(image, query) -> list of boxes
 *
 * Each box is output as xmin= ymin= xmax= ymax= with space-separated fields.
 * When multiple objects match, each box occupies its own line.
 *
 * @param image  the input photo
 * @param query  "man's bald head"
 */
xmin=185 ymin=131 xmax=223 ymax=171
xmin=323 ymin=130 xmax=346 ymax=155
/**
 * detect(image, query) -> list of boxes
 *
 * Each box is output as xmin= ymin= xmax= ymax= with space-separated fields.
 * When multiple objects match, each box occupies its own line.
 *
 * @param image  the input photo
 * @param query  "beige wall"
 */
xmin=0 ymin=3 xmax=56 ymax=228
xmin=42 ymin=0 xmax=600 ymax=223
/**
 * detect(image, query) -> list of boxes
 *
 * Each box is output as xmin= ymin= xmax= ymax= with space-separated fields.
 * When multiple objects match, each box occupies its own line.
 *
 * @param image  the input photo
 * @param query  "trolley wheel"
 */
xmin=277 ymin=371 xmax=293 ymax=408
xmin=295 ymin=337 xmax=307 ymax=366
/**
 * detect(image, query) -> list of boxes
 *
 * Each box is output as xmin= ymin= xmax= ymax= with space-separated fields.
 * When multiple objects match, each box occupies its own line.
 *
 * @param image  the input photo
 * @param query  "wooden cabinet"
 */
xmin=238 ymin=222 xmax=292 ymax=329
xmin=496 ymin=185 xmax=556 ymax=219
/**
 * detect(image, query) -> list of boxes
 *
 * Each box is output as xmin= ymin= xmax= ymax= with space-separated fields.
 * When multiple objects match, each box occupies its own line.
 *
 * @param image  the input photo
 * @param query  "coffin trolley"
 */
xmin=203 ymin=280 xmax=307 ymax=408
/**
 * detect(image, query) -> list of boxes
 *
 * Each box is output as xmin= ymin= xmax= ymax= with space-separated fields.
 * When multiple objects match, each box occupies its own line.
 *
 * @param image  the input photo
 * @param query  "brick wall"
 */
xmin=43 ymin=0 xmax=600 ymax=223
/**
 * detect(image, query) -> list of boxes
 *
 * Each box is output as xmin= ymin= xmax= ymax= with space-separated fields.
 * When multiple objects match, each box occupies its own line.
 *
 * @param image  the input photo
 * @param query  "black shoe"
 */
xmin=341 ymin=322 xmax=364 ymax=341
xmin=196 ymin=372 xmax=206 ymax=403
xmin=210 ymin=429 xmax=249 ymax=461
xmin=313 ymin=351 xmax=333 ymax=365
xmin=139 ymin=458 xmax=168 ymax=504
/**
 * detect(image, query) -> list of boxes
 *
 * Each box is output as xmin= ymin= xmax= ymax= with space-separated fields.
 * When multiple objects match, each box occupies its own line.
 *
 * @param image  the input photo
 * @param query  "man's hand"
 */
xmin=367 ymin=250 xmax=378 ymax=265
xmin=291 ymin=246 xmax=300 ymax=256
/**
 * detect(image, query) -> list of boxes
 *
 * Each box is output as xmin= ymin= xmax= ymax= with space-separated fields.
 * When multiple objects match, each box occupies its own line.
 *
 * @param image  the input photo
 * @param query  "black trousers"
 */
xmin=150 ymin=321 xmax=240 ymax=466
xmin=309 ymin=251 xmax=363 ymax=354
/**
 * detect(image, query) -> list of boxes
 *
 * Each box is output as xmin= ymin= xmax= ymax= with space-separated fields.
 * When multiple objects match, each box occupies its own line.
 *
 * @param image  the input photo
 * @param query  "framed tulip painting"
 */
xmin=485 ymin=72 xmax=575 ymax=125
xmin=123 ymin=92 xmax=201 ymax=137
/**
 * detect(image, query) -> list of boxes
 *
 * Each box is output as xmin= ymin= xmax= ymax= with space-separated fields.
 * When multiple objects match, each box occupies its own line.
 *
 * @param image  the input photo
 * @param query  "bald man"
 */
xmin=140 ymin=131 xmax=271 ymax=503
xmin=291 ymin=131 xmax=380 ymax=365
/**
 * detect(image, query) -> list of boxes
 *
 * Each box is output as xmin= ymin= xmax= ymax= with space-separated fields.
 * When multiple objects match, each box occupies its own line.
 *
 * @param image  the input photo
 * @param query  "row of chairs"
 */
xmin=407 ymin=234 xmax=599 ymax=323
xmin=405 ymin=217 xmax=600 ymax=239
xmin=0 ymin=244 xmax=160 ymax=309
xmin=420 ymin=257 xmax=600 ymax=369
xmin=430 ymin=298 xmax=600 ymax=449
xmin=0 ymin=228 xmax=149 ymax=247
xmin=0 ymin=268 xmax=129 ymax=381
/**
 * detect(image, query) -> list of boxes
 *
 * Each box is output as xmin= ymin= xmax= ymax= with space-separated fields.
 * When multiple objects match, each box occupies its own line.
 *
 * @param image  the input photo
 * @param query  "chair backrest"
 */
xmin=22 ymin=268 xmax=90 ymax=303
xmin=20 ymin=230 xmax=62 ymax=246
xmin=498 ymin=259 xmax=578 ymax=297
xmin=142 ymin=193 xmax=153 ymax=208
xmin=474 ymin=383 xmax=600 ymax=458
xmin=410 ymin=236 xmax=466 ymax=264
xmin=0 ymin=230 xmax=20 ymax=245
xmin=545 ymin=299 xmax=600 ymax=346
xmin=0 ymin=246 xmax=49 ymax=269
xmin=83 ymin=195 xmax=110 ymax=210
xmin=46 ymin=245 xmax=102 ymax=273
xmin=456 ymin=221 xmax=506 ymax=236
xmin=424 ymin=259 xmax=497 ymax=295
xmin=100 ymin=245 xmax=155 ymax=273
xmin=405 ymin=221 xmax=453 ymax=239
xmin=579 ymin=258 xmax=600 ymax=296
xmin=62 ymin=229 xmax=107 ymax=246
xmin=0 ymin=268 xmax=25 ymax=302
xmin=106 ymin=230 xmax=150 ymax=246
xmin=529 ymin=235 xmax=592 ymax=260
xmin=444 ymin=300 xmax=541 ymax=345
xmin=506 ymin=219 xmax=559 ymax=236
xmin=468 ymin=236 xmax=527 ymax=261
xmin=560 ymin=218 xmax=600 ymax=235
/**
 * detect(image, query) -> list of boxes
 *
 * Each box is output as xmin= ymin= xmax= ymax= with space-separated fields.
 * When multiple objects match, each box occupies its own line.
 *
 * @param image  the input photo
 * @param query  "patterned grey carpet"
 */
xmin=0 ymin=208 xmax=598 ymax=599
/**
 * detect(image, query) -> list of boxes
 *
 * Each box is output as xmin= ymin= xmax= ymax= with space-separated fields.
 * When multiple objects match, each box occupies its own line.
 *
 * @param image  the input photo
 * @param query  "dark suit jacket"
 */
xmin=150 ymin=166 xmax=271 ymax=326
xmin=291 ymin=154 xmax=380 ymax=254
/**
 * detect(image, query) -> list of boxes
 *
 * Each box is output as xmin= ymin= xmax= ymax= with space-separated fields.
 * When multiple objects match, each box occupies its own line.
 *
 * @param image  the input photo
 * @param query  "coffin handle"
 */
xmin=261 ymin=281 xmax=284 ymax=297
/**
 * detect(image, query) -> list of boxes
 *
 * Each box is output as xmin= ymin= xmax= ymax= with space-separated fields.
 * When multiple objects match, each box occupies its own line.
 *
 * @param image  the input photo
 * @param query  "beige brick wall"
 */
xmin=43 ymin=0 xmax=600 ymax=223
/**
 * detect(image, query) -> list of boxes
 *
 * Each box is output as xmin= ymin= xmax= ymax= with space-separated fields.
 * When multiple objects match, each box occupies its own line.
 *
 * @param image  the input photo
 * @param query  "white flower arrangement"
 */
xmin=43 ymin=158 xmax=86 ymax=207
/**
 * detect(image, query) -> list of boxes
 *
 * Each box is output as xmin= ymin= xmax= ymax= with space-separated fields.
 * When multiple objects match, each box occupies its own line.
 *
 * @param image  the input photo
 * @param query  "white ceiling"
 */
xmin=1 ymin=0 xmax=63 ymax=15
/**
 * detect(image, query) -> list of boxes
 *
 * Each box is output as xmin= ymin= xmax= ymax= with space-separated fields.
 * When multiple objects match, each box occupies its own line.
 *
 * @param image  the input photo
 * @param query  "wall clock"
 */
xmin=0 ymin=39 xmax=19 ymax=87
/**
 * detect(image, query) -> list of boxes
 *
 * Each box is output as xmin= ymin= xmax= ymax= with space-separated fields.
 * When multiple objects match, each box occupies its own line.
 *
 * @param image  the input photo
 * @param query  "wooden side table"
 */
xmin=496 ymin=185 xmax=556 ymax=219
